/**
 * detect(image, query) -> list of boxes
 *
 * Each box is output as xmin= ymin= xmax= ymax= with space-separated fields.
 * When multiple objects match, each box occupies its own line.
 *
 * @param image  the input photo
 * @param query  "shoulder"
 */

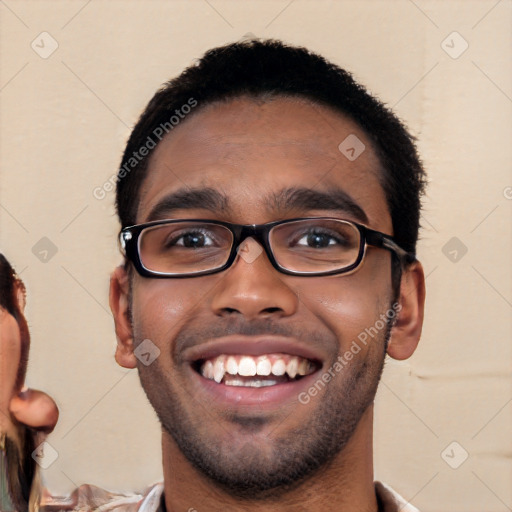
xmin=40 ymin=482 xmax=164 ymax=512
xmin=375 ymin=481 xmax=420 ymax=512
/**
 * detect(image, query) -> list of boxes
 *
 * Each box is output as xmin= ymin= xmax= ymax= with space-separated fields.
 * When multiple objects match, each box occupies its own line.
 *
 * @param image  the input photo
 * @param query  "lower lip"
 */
xmin=188 ymin=366 xmax=320 ymax=409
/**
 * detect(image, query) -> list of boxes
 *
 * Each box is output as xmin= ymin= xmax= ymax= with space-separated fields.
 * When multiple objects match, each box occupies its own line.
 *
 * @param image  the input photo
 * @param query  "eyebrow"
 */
xmin=271 ymin=186 xmax=368 ymax=224
xmin=146 ymin=187 xmax=229 ymax=222
xmin=145 ymin=185 xmax=368 ymax=224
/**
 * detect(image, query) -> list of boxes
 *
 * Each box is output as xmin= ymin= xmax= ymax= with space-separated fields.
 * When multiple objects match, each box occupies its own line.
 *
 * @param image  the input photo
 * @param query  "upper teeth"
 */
xmin=200 ymin=354 xmax=315 ymax=384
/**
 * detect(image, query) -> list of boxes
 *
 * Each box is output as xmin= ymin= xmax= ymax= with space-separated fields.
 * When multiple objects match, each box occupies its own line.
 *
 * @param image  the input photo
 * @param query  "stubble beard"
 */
xmin=136 ymin=315 xmax=391 ymax=500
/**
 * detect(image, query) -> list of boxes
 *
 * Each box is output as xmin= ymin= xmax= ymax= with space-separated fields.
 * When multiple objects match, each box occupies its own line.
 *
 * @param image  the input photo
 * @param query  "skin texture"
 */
xmin=0 ymin=275 xmax=59 ymax=512
xmin=110 ymin=97 xmax=425 ymax=512
xmin=0 ymin=308 xmax=22 ymax=441
xmin=0 ymin=282 xmax=58 ymax=436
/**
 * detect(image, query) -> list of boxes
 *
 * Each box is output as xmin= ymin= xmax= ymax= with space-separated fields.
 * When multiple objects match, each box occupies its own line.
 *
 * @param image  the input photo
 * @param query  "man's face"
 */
xmin=129 ymin=97 xmax=396 ymax=496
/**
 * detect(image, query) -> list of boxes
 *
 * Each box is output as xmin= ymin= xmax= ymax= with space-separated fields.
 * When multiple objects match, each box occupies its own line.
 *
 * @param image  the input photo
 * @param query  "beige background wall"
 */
xmin=1 ymin=1 xmax=511 ymax=510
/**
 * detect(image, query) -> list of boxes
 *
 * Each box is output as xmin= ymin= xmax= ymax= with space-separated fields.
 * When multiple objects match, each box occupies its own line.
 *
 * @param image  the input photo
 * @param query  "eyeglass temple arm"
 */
xmin=366 ymin=229 xmax=416 ymax=265
xmin=383 ymin=238 xmax=416 ymax=264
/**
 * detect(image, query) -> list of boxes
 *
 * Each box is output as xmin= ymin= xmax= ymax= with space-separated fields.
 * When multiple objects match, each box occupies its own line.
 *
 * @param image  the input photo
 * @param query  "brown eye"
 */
xmin=295 ymin=230 xmax=345 ymax=249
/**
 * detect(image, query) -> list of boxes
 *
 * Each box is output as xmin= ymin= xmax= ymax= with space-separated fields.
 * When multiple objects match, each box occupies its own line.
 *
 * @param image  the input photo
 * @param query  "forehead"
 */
xmin=137 ymin=97 xmax=391 ymax=232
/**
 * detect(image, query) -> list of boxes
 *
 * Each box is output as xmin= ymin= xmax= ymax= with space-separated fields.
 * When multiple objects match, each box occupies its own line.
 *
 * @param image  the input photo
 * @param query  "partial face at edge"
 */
xmin=119 ymin=97 xmax=402 ymax=496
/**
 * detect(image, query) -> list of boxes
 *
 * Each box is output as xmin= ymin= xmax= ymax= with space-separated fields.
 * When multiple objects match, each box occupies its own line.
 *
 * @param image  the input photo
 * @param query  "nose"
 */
xmin=210 ymin=238 xmax=299 ymax=320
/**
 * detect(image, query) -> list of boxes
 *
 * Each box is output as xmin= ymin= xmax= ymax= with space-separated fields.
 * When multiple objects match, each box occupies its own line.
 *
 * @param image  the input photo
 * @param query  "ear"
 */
xmin=387 ymin=261 xmax=426 ymax=360
xmin=109 ymin=265 xmax=137 ymax=369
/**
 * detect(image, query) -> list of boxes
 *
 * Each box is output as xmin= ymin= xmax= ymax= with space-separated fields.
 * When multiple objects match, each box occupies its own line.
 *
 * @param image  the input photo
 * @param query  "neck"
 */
xmin=162 ymin=406 xmax=378 ymax=512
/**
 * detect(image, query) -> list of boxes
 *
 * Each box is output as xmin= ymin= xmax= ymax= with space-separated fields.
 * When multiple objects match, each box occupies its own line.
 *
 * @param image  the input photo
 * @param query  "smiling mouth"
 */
xmin=194 ymin=354 xmax=319 ymax=388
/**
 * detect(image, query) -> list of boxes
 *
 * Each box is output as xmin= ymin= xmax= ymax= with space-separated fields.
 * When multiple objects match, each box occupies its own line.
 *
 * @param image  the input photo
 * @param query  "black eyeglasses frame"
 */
xmin=119 ymin=217 xmax=415 ymax=279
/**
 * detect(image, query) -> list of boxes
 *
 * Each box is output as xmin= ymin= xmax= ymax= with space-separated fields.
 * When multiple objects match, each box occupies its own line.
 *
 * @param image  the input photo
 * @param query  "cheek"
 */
xmin=294 ymin=258 xmax=393 ymax=352
xmin=131 ymin=279 xmax=200 ymax=356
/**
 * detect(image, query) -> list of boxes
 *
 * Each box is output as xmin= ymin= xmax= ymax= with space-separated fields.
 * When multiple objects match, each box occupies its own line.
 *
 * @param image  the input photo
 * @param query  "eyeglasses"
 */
xmin=119 ymin=217 xmax=415 ymax=278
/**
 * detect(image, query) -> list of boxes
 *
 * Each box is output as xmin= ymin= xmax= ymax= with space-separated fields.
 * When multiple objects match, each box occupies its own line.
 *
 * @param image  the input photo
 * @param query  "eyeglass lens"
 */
xmin=138 ymin=219 xmax=361 ymax=275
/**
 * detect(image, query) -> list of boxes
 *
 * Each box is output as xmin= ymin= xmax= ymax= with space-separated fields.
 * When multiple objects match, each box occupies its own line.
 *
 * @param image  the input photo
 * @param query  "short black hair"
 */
xmin=116 ymin=39 xmax=426 ymax=256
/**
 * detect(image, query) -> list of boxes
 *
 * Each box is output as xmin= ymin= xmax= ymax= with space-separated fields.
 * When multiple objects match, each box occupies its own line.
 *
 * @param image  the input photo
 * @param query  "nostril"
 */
xmin=262 ymin=307 xmax=282 ymax=314
xmin=222 ymin=307 xmax=239 ymax=315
